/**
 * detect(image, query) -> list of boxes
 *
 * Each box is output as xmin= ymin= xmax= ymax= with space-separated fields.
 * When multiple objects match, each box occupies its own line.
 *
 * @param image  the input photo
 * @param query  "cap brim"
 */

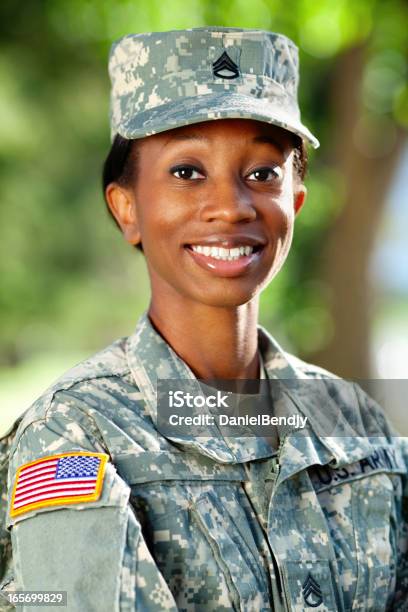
xmin=115 ymin=92 xmax=319 ymax=148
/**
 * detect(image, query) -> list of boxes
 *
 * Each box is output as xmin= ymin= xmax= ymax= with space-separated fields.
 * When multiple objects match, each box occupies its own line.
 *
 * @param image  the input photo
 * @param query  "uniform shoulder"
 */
xmin=10 ymin=336 xmax=133 ymax=439
xmin=51 ymin=336 xmax=130 ymax=387
xmin=284 ymin=352 xmax=340 ymax=379
xmin=284 ymin=353 xmax=402 ymax=440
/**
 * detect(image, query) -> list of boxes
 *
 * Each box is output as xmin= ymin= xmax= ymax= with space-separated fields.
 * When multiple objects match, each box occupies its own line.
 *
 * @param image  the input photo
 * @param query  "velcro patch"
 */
xmin=10 ymin=451 xmax=108 ymax=518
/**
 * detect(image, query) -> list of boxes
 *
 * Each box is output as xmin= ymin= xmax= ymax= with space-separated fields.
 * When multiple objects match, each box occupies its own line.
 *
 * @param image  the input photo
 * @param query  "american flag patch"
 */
xmin=10 ymin=452 xmax=108 ymax=518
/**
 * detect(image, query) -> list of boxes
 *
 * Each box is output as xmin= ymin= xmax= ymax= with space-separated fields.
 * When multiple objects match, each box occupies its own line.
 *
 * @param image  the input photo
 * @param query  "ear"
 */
xmin=105 ymin=183 xmax=141 ymax=245
xmin=294 ymin=184 xmax=307 ymax=216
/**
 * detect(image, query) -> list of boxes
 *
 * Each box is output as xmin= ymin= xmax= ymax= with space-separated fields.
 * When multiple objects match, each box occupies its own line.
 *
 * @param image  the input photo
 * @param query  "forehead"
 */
xmin=138 ymin=118 xmax=295 ymax=152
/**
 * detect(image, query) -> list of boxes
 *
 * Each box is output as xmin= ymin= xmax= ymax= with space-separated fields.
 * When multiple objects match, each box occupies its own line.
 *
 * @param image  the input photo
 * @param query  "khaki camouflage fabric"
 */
xmin=1 ymin=311 xmax=408 ymax=611
xmin=108 ymin=27 xmax=320 ymax=148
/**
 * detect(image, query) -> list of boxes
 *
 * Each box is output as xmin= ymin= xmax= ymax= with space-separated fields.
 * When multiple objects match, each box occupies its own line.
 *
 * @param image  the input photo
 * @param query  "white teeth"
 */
xmin=191 ymin=245 xmax=255 ymax=260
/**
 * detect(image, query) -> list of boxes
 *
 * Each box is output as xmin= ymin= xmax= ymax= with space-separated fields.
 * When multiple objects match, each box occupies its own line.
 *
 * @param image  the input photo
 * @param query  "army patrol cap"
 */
xmin=108 ymin=26 xmax=319 ymax=148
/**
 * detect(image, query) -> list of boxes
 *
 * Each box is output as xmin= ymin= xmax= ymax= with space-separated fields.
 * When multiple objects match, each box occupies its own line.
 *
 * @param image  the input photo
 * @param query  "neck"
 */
xmin=147 ymin=295 xmax=260 ymax=381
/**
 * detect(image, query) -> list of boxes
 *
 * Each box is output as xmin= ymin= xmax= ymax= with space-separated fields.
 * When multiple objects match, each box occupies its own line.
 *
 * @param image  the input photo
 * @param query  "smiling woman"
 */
xmin=2 ymin=26 xmax=408 ymax=612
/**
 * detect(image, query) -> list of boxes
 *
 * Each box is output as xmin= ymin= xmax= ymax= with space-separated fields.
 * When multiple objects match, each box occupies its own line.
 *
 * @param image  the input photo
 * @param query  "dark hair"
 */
xmin=102 ymin=129 xmax=308 ymax=250
xmin=292 ymin=136 xmax=308 ymax=182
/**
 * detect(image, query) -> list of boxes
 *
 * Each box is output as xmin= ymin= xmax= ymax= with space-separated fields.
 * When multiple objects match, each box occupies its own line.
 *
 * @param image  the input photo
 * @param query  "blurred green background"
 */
xmin=1 ymin=0 xmax=407 ymax=435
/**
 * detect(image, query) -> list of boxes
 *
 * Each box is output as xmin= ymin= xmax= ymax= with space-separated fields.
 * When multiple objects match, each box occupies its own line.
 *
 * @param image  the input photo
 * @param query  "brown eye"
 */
xmin=247 ymin=166 xmax=283 ymax=182
xmin=170 ymin=165 xmax=205 ymax=180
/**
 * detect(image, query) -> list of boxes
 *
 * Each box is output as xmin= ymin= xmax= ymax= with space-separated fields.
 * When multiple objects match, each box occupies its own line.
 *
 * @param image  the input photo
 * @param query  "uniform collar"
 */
xmin=126 ymin=311 xmax=376 ymax=470
xmin=258 ymin=324 xmax=375 ymax=469
xmin=125 ymin=311 xmax=272 ymax=462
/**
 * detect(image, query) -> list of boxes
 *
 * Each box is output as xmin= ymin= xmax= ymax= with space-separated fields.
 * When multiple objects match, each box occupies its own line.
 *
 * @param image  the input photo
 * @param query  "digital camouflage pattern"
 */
xmin=1 ymin=311 xmax=408 ymax=611
xmin=108 ymin=27 xmax=320 ymax=148
xmin=0 ymin=425 xmax=21 ymax=612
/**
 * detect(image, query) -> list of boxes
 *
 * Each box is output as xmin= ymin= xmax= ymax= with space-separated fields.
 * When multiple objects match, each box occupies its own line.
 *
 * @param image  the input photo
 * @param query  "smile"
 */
xmin=185 ymin=243 xmax=265 ymax=278
xmin=190 ymin=245 xmax=256 ymax=260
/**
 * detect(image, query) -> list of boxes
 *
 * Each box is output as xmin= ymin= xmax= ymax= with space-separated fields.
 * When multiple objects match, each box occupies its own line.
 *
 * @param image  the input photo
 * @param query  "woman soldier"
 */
xmin=3 ymin=27 xmax=408 ymax=611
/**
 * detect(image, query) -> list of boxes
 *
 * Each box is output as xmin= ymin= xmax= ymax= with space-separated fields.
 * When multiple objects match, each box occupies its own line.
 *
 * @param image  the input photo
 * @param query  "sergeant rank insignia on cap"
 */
xmin=10 ymin=451 xmax=108 ymax=518
xmin=212 ymin=51 xmax=240 ymax=79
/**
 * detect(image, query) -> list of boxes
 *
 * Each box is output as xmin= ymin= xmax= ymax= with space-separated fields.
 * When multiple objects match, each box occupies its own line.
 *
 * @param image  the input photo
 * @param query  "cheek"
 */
xmin=263 ymin=192 xmax=296 ymax=277
xmin=135 ymin=192 xmax=189 ymax=278
xmin=266 ymin=192 xmax=295 ymax=241
xmin=277 ymin=208 xmax=295 ymax=254
xmin=274 ymin=180 xmax=296 ymax=236
xmin=137 ymin=189 xmax=185 ymax=241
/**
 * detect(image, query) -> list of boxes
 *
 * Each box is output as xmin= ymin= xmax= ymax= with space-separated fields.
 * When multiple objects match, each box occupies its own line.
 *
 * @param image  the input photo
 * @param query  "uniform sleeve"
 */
xmin=6 ymin=404 xmax=178 ymax=612
xmin=392 ymin=436 xmax=408 ymax=609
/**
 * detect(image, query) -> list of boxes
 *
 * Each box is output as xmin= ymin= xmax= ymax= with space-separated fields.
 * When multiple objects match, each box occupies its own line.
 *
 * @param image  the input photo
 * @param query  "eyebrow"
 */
xmin=164 ymin=132 xmax=284 ymax=153
xmin=252 ymin=135 xmax=285 ymax=153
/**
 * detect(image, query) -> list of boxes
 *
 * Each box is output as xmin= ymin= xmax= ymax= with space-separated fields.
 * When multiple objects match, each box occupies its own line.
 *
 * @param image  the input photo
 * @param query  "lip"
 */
xmin=184 ymin=242 xmax=265 ymax=278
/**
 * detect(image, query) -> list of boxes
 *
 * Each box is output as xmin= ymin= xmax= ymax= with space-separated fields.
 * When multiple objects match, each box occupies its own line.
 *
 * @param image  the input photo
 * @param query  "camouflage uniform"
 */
xmin=2 ymin=311 xmax=408 ymax=611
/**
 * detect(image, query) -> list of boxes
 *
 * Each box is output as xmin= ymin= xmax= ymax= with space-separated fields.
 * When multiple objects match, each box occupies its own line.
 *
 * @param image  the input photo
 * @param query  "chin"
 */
xmin=190 ymin=283 xmax=263 ymax=308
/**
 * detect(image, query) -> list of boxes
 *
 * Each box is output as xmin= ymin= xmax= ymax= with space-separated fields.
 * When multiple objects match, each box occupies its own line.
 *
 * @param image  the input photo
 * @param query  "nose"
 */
xmin=199 ymin=175 xmax=257 ymax=224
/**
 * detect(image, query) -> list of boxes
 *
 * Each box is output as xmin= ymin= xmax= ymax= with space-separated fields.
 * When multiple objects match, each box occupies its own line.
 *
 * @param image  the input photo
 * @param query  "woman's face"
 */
xmin=107 ymin=118 xmax=306 ymax=308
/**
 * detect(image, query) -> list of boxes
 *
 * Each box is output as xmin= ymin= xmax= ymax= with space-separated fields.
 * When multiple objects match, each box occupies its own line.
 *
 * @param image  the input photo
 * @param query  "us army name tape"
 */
xmin=310 ymin=446 xmax=404 ymax=492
